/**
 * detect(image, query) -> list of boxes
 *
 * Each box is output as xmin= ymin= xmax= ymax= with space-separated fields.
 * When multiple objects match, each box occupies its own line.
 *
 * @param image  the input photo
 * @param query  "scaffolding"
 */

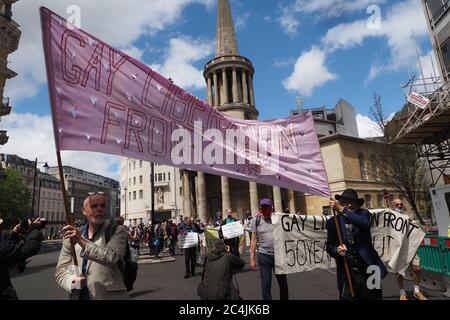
xmin=394 ymin=75 xmax=450 ymax=186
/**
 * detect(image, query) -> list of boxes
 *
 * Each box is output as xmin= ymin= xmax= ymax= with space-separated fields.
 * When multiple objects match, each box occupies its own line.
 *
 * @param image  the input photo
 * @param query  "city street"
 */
xmin=9 ymin=241 xmax=449 ymax=300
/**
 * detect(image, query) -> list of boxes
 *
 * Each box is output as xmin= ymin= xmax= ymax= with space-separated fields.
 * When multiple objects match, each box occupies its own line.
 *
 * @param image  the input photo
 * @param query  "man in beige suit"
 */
xmin=55 ymin=192 xmax=129 ymax=300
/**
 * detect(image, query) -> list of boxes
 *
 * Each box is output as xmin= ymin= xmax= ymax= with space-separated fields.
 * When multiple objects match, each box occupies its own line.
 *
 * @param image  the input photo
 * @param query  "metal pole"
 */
xmin=151 ymin=162 xmax=155 ymax=224
xmin=31 ymin=158 xmax=38 ymax=217
xmin=36 ymin=180 xmax=42 ymax=217
xmin=332 ymin=208 xmax=355 ymax=298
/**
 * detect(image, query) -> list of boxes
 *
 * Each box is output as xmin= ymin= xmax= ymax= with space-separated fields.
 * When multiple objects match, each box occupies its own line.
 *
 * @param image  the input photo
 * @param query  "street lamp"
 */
xmin=31 ymin=158 xmax=49 ymax=217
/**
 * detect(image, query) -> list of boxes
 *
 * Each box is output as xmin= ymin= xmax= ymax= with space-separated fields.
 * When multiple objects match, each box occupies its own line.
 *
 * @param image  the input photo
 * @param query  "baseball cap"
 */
xmin=260 ymin=198 xmax=273 ymax=207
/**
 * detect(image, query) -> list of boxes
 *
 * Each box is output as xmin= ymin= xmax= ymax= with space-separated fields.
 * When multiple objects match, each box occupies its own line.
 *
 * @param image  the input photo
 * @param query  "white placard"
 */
xmin=273 ymin=209 xmax=425 ymax=275
xmin=221 ymin=221 xmax=244 ymax=239
xmin=179 ymin=232 xmax=199 ymax=249
xmin=407 ymin=92 xmax=430 ymax=109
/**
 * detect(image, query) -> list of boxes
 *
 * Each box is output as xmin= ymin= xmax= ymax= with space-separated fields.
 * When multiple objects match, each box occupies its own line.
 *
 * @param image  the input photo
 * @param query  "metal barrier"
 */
xmin=417 ymin=236 xmax=450 ymax=277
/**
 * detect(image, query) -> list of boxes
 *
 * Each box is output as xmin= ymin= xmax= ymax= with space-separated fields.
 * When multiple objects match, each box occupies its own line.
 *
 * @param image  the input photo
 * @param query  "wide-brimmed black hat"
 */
xmin=335 ymin=189 xmax=364 ymax=206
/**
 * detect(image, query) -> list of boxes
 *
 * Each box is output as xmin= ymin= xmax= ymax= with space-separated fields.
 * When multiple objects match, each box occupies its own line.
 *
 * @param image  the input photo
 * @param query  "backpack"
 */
xmin=105 ymin=223 xmax=138 ymax=292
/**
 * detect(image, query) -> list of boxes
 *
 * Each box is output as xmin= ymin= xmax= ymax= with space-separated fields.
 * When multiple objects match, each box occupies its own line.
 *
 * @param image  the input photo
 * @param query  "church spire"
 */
xmin=216 ymin=0 xmax=239 ymax=57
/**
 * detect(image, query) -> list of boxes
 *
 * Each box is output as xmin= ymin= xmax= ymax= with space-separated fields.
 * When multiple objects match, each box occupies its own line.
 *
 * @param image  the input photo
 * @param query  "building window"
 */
xmin=133 ymin=177 xmax=136 ymax=185
xmin=139 ymin=190 xmax=143 ymax=199
xmin=139 ymin=175 xmax=143 ymax=184
xmin=441 ymin=38 xmax=450 ymax=75
xmin=154 ymin=173 xmax=158 ymax=181
xmin=133 ymin=161 xmax=136 ymax=170
xmin=163 ymin=173 xmax=166 ymax=181
xmin=370 ymin=155 xmax=378 ymax=180
xmin=180 ymin=187 xmax=182 ymax=196
xmin=129 ymin=163 xmax=131 ymax=171
xmin=129 ymin=192 xmax=131 ymax=201
xmin=365 ymin=194 xmax=372 ymax=209
xmin=129 ymin=178 xmax=131 ymax=185
xmin=133 ymin=191 xmax=136 ymax=200
xmin=168 ymin=172 xmax=171 ymax=181
xmin=359 ymin=153 xmax=367 ymax=180
xmin=377 ymin=195 xmax=383 ymax=208
xmin=158 ymin=173 xmax=162 ymax=181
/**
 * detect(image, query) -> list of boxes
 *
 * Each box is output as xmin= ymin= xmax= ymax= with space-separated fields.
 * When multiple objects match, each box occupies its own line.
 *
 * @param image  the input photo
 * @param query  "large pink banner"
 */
xmin=40 ymin=7 xmax=330 ymax=198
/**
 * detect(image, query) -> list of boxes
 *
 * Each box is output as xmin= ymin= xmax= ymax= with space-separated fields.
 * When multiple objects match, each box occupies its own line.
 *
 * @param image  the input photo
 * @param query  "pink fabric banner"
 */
xmin=40 ymin=7 xmax=330 ymax=198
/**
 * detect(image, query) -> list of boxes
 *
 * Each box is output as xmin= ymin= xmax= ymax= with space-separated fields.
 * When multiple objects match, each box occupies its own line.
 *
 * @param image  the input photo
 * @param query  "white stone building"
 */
xmin=120 ymin=158 xmax=183 ymax=225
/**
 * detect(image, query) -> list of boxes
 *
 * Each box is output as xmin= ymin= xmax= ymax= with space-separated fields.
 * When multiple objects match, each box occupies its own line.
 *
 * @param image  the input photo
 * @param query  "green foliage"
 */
xmin=0 ymin=168 xmax=32 ymax=229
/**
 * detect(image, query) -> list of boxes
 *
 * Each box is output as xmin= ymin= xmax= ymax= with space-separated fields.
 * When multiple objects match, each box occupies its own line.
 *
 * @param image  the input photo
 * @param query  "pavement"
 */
xmin=9 ymin=245 xmax=450 ymax=300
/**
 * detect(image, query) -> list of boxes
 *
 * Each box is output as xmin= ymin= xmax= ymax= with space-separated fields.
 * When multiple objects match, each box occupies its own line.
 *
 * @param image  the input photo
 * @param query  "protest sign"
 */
xmin=221 ymin=221 xmax=244 ymax=239
xmin=179 ymin=232 xmax=199 ymax=249
xmin=273 ymin=209 xmax=425 ymax=275
xmin=40 ymin=7 xmax=330 ymax=198
xmin=204 ymin=228 xmax=221 ymax=254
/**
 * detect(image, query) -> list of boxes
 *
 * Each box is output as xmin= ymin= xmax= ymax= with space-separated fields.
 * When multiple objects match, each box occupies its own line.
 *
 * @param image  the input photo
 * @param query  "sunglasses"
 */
xmin=394 ymin=203 xmax=404 ymax=207
xmin=88 ymin=191 xmax=105 ymax=195
xmin=90 ymin=203 xmax=106 ymax=209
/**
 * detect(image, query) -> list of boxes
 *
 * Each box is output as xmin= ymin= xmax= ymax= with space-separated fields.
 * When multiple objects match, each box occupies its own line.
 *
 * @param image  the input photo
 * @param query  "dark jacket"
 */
xmin=326 ymin=207 xmax=388 ymax=293
xmin=198 ymin=249 xmax=245 ymax=300
xmin=0 ymin=225 xmax=43 ymax=300
xmin=168 ymin=223 xmax=178 ymax=239
xmin=183 ymin=223 xmax=204 ymax=235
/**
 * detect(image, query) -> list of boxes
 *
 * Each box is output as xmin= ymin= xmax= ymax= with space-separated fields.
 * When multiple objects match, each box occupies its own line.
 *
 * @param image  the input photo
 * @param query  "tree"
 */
xmin=369 ymin=93 xmax=427 ymax=225
xmin=0 ymin=168 xmax=32 ymax=229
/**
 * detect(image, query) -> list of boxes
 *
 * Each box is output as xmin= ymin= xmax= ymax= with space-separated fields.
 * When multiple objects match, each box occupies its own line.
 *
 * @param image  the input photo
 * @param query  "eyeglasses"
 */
xmin=394 ymin=203 xmax=404 ymax=207
xmin=88 ymin=191 xmax=105 ymax=195
xmin=90 ymin=203 xmax=106 ymax=209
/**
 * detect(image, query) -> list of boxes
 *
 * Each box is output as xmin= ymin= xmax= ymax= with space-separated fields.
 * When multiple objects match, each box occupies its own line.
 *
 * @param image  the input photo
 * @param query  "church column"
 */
xmin=213 ymin=71 xmax=219 ymax=107
xmin=183 ymin=171 xmax=192 ymax=217
xmin=249 ymin=74 xmax=255 ymax=106
xmin=273 ymin=186 xmax=282 ymax=213
xmin=221 ymin=177 xmax=231 ymax=213
xmin=207 ymin=76 xmax=213 ymax=105
xmin=197 ymin=172 xmax=207 ymax=223
xmin=249 ymin=182 xmax=259 ymax=215
xmin=232 ymin=67 xmax=239 ymax=103
xmin=222 ymin=68 xmax=229 ymax=104
xmin=242 ymin=70 xmax=248 ymax=104
xmin=288 ymin=190 xmax=296 ymax=214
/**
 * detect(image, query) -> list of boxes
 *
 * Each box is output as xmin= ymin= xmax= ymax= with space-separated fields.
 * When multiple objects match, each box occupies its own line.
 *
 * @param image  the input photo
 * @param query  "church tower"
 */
xmin=203 ymin=0 xmax=258 ymax=120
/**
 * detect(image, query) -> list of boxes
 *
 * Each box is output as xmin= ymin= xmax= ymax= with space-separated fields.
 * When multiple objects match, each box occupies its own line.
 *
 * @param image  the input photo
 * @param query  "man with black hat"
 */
xmin=249 ymin=198 xmax=288 ymax=300
xmin=326 ymin=189 xmax=387 ymax=300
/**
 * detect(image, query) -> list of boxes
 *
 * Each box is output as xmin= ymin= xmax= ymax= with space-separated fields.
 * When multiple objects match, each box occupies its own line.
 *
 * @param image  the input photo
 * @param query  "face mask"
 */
xmin=394 ymin=207 xmax=403 ymax=214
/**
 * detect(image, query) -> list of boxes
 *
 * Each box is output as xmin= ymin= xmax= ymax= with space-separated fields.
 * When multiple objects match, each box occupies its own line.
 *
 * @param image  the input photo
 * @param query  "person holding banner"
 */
xmin=326 ymin=189 xmax=387 ymax=300
xmin=182 ymin=217 xmax=204 ymax=279
xmin=56 ymin=193 xmax=129 ymax=300
xmin=219 ymin=209 xmax=240 ymax=257
xmin=249 ymin=198 xmax=289 ymax=300
xmin=391 ymin=199 xmax=428 ymax=300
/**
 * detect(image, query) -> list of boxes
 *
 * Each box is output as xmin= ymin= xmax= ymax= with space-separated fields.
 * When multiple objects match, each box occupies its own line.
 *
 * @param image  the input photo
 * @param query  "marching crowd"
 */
xmin=0 ymin=189 xmax=429 ymax=301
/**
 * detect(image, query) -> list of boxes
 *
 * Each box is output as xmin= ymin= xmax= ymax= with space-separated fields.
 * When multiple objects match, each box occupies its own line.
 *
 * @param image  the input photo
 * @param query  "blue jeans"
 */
xmin=258 ymin=253 xmax=288 ymax=300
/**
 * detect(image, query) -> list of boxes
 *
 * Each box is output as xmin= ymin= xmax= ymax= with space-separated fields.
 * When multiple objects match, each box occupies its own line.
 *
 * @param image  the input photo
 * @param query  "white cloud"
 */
xmin=294 ymin=0 xmax=386 ymax=19
xmin=278 ymin=7 xmax=300 ymax=37
xmin=235 ymin=12 xmax=251 ymax=31
xmin=321 ymin=0 xmax=429 ymax=81
xmin=120 ymin=45 xmax=145 ymax=61
xmin=356 ymin=114 xmax=382 ymax=138
xmin=4 ymin=0 xmax=213 ymax=103
xmin=277 ymin=0 xmax=385 ymax=36
xmin=1 ymin=113 xmax=120 ymax=179
xmin=151 ymin=37 xmax=214 ymax=90
xmin=283 ymin=47 xmax=337 ymax=96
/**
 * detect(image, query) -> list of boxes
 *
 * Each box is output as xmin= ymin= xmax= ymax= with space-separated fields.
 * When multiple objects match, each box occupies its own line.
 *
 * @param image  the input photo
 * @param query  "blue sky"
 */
xmin=1 ymin=0 xmax=437 ymax=178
